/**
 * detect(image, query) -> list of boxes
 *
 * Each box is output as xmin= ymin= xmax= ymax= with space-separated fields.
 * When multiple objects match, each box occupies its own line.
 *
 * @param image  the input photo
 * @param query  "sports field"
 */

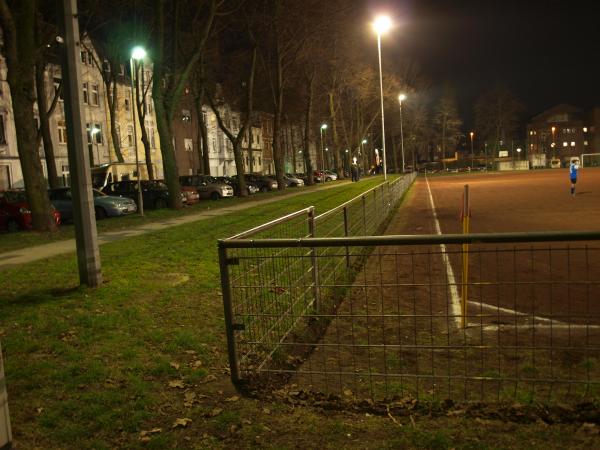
xmin=291 ymin=169 xmax=600 ymax=402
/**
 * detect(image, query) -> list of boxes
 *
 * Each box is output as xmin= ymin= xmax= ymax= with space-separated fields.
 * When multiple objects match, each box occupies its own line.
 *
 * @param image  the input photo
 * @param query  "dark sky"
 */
xmin=369 ymin=0 xmax=600 ymax=128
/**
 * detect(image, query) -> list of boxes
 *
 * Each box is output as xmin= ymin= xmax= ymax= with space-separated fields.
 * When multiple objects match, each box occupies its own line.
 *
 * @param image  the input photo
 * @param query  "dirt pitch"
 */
xmin=289 ymin=169 xmax=600 ymax=403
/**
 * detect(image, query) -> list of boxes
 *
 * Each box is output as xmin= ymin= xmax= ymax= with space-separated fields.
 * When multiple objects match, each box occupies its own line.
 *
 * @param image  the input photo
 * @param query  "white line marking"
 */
xmin=479 ymin=324 xmax=600 ymax=331
xmin=467 ymin=300 xmax=559 ymax=323
xmin=425 ymin=176 xmax=462 ymax=327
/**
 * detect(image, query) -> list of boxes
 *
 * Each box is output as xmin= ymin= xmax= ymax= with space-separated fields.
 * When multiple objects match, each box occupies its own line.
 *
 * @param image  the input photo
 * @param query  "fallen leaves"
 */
xmin=139 ymin=428 xmax=162 ymax=442
xmin=172 ymin=418 xmax=192 ymax=429
xmin=168 ymin=379 xmax=186 ymax=389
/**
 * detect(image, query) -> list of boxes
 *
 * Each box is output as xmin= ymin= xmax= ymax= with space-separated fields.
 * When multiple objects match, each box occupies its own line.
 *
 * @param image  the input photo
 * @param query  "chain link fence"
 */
xmin=218 ymin=175 xmax=600 ymax=403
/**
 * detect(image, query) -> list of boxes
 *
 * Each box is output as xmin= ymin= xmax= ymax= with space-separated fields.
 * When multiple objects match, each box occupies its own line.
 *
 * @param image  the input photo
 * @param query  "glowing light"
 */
xmin=373 ymin=16 xmax=392 ymax=35
xmin=399 ymin=93 xmax=406 ymax=102
xmin=131 ymin=46 xmax=146 ymax=60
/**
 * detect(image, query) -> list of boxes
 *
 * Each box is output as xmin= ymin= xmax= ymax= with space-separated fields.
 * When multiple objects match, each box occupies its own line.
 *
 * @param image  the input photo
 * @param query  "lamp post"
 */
xmin=469 ymin=131 xmax=474 ymax=169
xmin=373 ymin=15 xmax=392 ymax=180
xmin=398 ymin=93 xmax=406 ymax=173
xmin=516 ymin=147 xmax=522 ymax=160
xmin=130 ymin=46 xmax=146 ymax=215
xmin=551 ymin=126 xmax=556 ymax=159
xmin=320 ymin=123 xmax=327 ymax=178
xmin=345 ymin=149 xmax=349 ymax=175
xmin=90 ymin=127 xmax=101 ymax=166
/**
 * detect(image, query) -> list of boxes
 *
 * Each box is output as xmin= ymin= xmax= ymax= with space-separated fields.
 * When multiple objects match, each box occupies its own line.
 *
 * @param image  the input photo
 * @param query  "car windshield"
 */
xmin=93 ymin=189 xmax=107 ymax=197
xmin=3 ymin=191 xmax=27 ymax=203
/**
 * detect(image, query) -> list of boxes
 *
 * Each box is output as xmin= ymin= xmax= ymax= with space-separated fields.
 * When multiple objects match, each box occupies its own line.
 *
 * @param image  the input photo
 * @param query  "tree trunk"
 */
xmin=135 ymin=62 xmax=154 ymax=180
xmin=35 ymin=61 xmax=60 ymax=188
xmin=272 ymin=40 xmax=285 ymax=190
xmin=0 ymin=0 xmax=56 ymax=231
xmin=303 ymin=70 xmax=315 ymax=184
xmin=107 ymin=74 xmax=124 ymax=163
xmin=328 ymin=90 xmax=343 ymax=179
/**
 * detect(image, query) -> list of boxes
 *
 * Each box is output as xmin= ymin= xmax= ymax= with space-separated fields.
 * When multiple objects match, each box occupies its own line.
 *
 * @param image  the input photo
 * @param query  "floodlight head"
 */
xmin=373 ymin=16 xmax=392 ymax=35
xmin=362 ymin=139 xmax=367 ymax=144
xmin=399 ymin=93 xmax=406 ymax=102
xmin=131 ymin=46 xmax=147 ymax=60
xmin=321 ymin=123 xmax=328 ymax=130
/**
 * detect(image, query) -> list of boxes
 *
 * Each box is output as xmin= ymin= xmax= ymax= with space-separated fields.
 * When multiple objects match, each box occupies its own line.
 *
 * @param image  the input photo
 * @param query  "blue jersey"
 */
xmin=570 ymin=163 xmax=579 ymax=179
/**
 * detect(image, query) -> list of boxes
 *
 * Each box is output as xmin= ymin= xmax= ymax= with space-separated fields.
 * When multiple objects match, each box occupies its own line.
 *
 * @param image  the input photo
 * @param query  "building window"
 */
xmin=147 ymin=97 xmax=153 ymax=114
xmin=182 ymin=109 xmax=191 ymax=122
xmin=571 ymin=141 xmax=575 ymax=147
xmin=0 ymin=115 xmax=6 ymax=145
xmin=584 ymin=141 xmax=589 ymax=146
xmin=259 ymin=156 xmax=261 ymax=165
xmin=562 ymin=142 xmax=568 ymax=147
xmin=53 ymin=78 xmax=64 ymax=101
xmin=583 ymin=127 xmax=588 ymax=133
xmin=127 ymin=125 xmax=133 ymax=147
xmin=80 ymin=51 xmax=87 ymax=64
xmin=58 ymin=121 xmax=67 ymax=144
xmin=82 ymin=82 xmax=89 ymax=104
xmin=91 ymin=84 xmax=99 ymax=106
xmin=124 ymin=98 xmax=130 ymax=111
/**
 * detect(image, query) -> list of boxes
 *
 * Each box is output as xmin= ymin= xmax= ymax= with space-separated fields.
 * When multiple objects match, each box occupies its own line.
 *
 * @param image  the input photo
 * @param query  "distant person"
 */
xmin=351 ymin=163 xmax=358 ymax=182
xmin=570 ymin=158 xmax=580 ymax=196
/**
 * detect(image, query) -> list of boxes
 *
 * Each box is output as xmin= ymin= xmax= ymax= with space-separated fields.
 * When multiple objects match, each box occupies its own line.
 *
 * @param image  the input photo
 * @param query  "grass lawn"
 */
xmin=1 ymin=176 xmax=598 ymax=449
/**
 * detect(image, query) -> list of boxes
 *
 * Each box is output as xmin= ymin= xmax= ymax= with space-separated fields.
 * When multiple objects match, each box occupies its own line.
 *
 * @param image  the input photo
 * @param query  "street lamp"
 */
xmin=373 ymin=15 xmax=392 ymax=180
xmin=551 ymin=126 xmax=556 ymax=158
xmin=398 ymin=93 xmax=406 ymax=172
xmin=320 ymin=123 xmax=327 ymax=178
xmin=516 ymin=147 xmax=522 ymax=160
xmin=469 ymin=131 xmax=474 ymax=168
xmin=90 ymin=126 xmax=101 ymax=166
xmin=130 ymin=46 xmax=146 ymax=215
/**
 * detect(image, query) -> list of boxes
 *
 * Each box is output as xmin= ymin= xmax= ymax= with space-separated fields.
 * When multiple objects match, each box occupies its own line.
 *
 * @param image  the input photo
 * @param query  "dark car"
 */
xmin=49 ymin=187 xmax=138 ymax=221
xmin=101 ymin=180 xmax=173 ymax=209
xmin=224 ymin=175 xmax=259 ymax=196
xmin=245 ymin=174 xmax=278 ymax=192
xmin=0 ymin=189 xmax=61 ymax=232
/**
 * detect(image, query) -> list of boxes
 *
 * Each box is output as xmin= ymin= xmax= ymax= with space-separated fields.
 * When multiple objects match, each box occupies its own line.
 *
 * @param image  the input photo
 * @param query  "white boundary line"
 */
xmin=425 ymin=175 xmax=462 ymax=327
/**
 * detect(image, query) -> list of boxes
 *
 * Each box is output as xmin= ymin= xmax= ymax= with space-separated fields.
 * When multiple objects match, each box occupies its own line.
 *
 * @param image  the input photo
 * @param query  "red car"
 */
xmin=180 ymin=186 xmax=201 ymax=205
xmin=0 ymin=190 xmax=61 ymax=232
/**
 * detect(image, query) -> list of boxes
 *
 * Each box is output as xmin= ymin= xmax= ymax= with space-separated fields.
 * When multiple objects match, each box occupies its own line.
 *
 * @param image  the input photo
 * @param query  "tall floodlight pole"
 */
xmin=373 ymin=16 xmax=392 ymax=180
xmin=130 ymin=46 xmax=146 ymax=215
xmin=470 ymin=131 xmax=474 ymax=168
xmin=60 ymin=0 xmax=102 ymax=287
xmin=320 ymin=123 xmax=327 ymax=178
xmin=398 ymin=93 xmax=406 ymax=172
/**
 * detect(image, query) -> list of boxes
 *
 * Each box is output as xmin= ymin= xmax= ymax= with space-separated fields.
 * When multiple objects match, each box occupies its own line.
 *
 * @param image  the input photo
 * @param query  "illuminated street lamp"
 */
xmin=373 ymin=15 xmax=392 ymax=180
xmin=320 ymin=123 xmax=327 ymax=176
xmin=398 ymin=93 xmax=406 ymax=172
xmin=516 ymin=147 xmax=522 ymax=160
xmin=469 ymin=131 xmax=474 ymax=168
xmin=130 ymin=46 xmax=146 ymax=215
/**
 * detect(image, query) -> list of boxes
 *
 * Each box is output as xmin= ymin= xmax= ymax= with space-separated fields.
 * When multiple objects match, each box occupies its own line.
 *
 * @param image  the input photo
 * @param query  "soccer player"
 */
xmin=569 ymin=158 xmax=580 ymax=196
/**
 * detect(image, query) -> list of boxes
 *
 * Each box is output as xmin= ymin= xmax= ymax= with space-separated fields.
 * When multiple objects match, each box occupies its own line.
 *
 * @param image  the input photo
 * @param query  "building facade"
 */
xmin=527 ymin=104 xmax=598 ymax=165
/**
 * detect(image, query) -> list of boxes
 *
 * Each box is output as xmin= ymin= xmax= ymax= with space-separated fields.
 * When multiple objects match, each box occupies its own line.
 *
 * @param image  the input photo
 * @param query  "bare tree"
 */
xmin=434 ymin=85 xmax=463 ymax=162
xmin=0 ymin=0 xmax=56 ymax=231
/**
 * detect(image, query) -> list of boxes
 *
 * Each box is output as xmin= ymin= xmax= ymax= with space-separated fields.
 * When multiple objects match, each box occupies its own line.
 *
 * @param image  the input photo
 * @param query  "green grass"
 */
xmin=0 ymin=175 xmax=594 ymax=449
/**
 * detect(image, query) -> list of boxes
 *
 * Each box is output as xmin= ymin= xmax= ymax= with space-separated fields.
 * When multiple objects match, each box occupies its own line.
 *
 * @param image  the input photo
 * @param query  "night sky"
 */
xmin=369 ymin=0 xmax=600 ymax=128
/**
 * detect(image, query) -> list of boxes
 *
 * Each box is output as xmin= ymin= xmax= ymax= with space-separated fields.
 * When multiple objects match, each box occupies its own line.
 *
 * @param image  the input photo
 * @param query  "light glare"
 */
xmin=373 ymin=16 xmax=392 ymax=34
xmin=131 ymin=46 xmax=147 ymax=60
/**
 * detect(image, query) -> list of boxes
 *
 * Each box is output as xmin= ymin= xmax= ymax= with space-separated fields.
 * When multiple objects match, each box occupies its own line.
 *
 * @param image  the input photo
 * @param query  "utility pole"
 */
xmin=60 ymin=0 xmax=102 ymax=287
xmin=0 ymin=342 xmax=12 ymax=450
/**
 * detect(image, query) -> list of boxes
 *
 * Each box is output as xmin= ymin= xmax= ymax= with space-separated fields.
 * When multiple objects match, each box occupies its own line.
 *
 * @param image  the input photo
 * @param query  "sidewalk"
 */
xmin=0 ymin=181 xmax=349 ymax=270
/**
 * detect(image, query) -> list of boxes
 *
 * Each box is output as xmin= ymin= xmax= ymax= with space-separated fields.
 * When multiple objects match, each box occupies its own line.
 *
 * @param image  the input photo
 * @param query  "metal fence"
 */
xmin=218 ymin=177 xmax=600 ymax=403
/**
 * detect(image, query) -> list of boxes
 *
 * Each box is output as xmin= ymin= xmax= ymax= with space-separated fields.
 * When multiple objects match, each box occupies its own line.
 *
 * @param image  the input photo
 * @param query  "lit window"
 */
xmin=91 ymin=84 xmax=99 ymax=106
xmin=584 ymin=141 xmax=589 ymax=146
xmin=58 ymin=121 xmax=67 ymax=144
xmin=570 ymin=141 xmax=575 ymax=147
xmin=563 ymin=142 xmax=568 ymax=147
xmin=583 ymin=127 xmax=588 ymax=133
xmin=529 ymin=131 xmax=533 ymax=136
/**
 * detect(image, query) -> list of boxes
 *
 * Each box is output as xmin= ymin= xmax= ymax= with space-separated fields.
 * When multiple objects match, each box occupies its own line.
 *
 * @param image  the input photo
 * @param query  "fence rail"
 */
xmin=219 ymin=175 xmax=600 ymax=403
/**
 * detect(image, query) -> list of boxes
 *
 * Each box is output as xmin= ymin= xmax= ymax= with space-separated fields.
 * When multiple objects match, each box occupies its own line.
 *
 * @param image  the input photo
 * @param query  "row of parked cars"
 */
xmin=1 ymin=170 xmax=340 ymax=232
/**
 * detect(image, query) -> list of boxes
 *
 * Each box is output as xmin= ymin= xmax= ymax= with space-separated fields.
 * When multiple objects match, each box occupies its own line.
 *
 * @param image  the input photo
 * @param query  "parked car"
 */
xmin=323 ymin=170 xmax=338 ymax=181
xmin=294 ymin=173 xmax=310 ymax=184
xmin=48 ymin=187 xmax=138 ymax=221
xmin=245 ymin=174 xmax=278 ymax=192
xmin=179 ymin=175 xmax=234 ymax=200
xmin=101 ymin=180 xmax=174 ymax=209
xmin=180 ymin=186 xmax=200 ymax=205
xmin=284 ymin=173 xmax=305 ymax=187
xmin=313 ymin=171 xmax=325 ymax=182
xmin=0 ymin=189 xmax=61 ymax=232
xmin=224 ymin=175 xmax=259 ymax=196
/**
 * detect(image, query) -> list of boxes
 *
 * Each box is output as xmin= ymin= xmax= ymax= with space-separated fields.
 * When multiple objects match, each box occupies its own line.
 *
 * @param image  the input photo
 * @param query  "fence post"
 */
xmin=343 ymin=206 xmax=350 ymax=267
xmin=308 ymin=207 xmax=320 ymax=313
xmin=460 ymin=185 xmax=470 ymax=328
xmin=0 ymin=342 xmax=12 ymax=450
xmin=362 ymin=195 xmax=367 ymax=235
xmin=381 ymin=184 xmax=385 ymax=214
xmin=218 ymin=243 xmax=242 ymax=387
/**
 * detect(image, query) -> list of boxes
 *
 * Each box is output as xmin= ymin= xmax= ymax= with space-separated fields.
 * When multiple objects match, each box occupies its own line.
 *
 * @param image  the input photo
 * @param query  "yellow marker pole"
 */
xmin=461 ymin=185 xmax=470 ymax=328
